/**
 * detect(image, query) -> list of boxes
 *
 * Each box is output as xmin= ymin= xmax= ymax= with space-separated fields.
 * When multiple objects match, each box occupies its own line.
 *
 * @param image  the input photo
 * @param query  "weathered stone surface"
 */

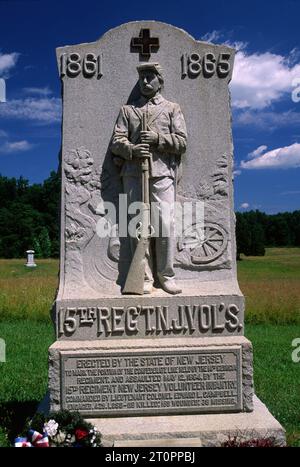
xmin=55 ymin=287 xmax=244 ymax=340
xmin=93 ymin=396 xmax=286 ymax=447
xmin=48 ymin=336 xmax=253 ymax=416
xmin=114 ymin=438 xmax=202 ymax=447
xmin=55 ymin=21 xmax=238 ymax=304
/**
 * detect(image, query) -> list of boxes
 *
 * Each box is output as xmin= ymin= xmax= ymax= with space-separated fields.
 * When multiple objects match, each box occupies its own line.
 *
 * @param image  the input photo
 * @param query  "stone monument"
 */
xmin=25 ymin=249 xmax=37 ymax=268
xmin=48 ymin=21 xmax=285 ymax=446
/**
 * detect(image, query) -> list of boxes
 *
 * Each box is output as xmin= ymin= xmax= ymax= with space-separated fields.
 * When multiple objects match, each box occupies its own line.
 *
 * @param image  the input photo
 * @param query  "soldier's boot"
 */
xmin=157 ymin=274 xmax=182 ymax=295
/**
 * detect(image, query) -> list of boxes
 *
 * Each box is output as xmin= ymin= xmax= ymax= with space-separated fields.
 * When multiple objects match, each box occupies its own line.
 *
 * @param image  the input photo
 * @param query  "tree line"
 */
xmin=0 ymin=172 xmax=60 ymax=258
xmin=236 ymin=209 xmax=300 ymax=258
xmin=0 ymin=173 xmax=299 ymax=258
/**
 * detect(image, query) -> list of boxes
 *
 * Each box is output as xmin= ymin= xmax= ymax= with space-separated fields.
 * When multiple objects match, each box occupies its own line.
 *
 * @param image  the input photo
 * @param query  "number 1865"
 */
xmin=181 ymin=52 xmax=231 ymax=78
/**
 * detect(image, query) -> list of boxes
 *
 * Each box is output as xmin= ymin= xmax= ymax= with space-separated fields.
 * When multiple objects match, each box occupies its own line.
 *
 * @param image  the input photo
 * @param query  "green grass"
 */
xmin=0 ymin=321 xmax=54 ymax=445
xmin=245 ymin=325 xmax=300 ymax=447
xmin=0 ymin=259 xmax=58 ymax=322
xmin=238 ymin=248 xmax=300 ymax=324
xmin=0 ymin=249 xmax=299 ymax=445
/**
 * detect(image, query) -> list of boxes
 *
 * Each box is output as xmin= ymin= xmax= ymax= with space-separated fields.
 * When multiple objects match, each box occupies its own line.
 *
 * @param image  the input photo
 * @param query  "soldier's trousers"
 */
xmin=122 ymin=175 xmax=176 ymax=282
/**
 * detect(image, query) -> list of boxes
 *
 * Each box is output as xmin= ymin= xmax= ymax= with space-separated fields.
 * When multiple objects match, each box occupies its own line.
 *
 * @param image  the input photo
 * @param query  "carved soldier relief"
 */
xmin=56 ymin=22 xmax=237 ymax=300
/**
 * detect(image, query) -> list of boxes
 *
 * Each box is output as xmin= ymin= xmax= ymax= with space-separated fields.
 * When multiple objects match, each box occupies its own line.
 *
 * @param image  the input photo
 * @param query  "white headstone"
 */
xmin=25 ymin=249 xmax=37 ymax=267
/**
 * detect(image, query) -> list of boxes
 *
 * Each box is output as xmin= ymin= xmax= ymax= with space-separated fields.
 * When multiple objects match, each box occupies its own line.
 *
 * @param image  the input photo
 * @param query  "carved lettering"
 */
xmin=203 ymin=52 xmax=216 ymax=77
xmin=226 ymin=304 xmax=243 ymax=331
xmin=59 ymin=303 xmax=242 ymax=338
xmin=199 ymin=305 xmax=211 ymax=331
xmin=181 ymin=52 xmax=231 ymax=78
xmin=211 ymin=303 xmax=225 ymax=332
xmin=125 ymin=306 xmax=139 ymax=332
xmin=61 ymin=348 xmax=242 ymax=415
xmin=171 ymin=305 xmax=185 ymax=331
xmin=60 ymin=53 xmax=103 ymax=78
xmin=185 ymin=305 xmax=197 ymax=331
xmin=155 ymin=306 xmax=169 ymax=332
xmin=142 ymin=305 xmax=154 ymax=332
xmin=64 ymin=307 xmax=77 ymax=333
xmin=97 ymin=307 xmax=111 ymax=334
xmin=111 ymin=307 xmax=124 ymax=333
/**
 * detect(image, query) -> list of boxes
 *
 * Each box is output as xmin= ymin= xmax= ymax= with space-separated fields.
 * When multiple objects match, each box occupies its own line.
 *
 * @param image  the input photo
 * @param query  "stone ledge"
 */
xmin=90 ymin=396 xmax=285 ymax=447
xmin=49 ymin=335 xmax=250 ymax=351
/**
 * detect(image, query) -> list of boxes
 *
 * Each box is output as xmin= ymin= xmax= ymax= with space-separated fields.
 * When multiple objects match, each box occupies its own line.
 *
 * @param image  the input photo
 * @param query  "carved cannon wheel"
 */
xmin=178 ymin=222 xmax=228 ymax=264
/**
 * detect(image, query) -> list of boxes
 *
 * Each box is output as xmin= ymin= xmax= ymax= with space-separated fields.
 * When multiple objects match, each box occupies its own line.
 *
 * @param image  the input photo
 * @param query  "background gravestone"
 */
xmin=25 ymin=249 xmax=36 ymax=268
xmin=48 ymin=21 xmax=285 ymax=446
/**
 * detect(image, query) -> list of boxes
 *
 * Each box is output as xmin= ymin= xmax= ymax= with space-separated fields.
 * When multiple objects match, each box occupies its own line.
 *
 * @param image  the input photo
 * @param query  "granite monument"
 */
xmin=48 ymin=21 xmax=285 ymax=446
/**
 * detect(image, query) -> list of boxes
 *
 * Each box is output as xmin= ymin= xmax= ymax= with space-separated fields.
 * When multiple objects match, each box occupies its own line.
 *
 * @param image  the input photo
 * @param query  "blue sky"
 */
xmin=0 ymin=0 xmax=300 ymax=213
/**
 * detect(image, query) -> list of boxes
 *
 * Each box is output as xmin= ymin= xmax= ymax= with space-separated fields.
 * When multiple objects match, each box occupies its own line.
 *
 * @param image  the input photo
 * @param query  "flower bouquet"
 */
xmin=14 ymin=410 xmax=102 ymax=447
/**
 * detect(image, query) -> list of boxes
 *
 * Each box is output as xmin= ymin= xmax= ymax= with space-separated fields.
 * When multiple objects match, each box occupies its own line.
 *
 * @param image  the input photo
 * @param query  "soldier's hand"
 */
xmin=132 ymin=144 xmax=151 ymax=158
xmin=140 ymin=131 xmax=158 ymax=145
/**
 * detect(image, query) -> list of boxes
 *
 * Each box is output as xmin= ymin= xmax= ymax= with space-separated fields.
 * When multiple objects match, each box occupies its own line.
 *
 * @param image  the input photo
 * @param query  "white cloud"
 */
xmin=201 ymin=30 xmax=222 ymax=43
xmin=241 ymin=143 xmax=300 ymax=169
xmin=224 ymin=40 xmax=248 ymax=52
xmin=0 ymin=97 xmax=61 ymax=123
xmin=248 ymin=145 xmax=268 ymax=159
xmin=200 ymin=31 xmax=247 ymax=52
xmin=0 ymin=140 xmax=33 ymax=154
xmin=202 ymin=36 xmax=300 ymax=110
xmin=233 ymin=169 xmax=241 ymax=177
xmin=240 ymin=203 xmax=250 ymax=209
xmin=0 ymin=52 xmax=19 ymax=77
xmin=231 ymin=50 xmax=300 ymax=109
xmin=23 ymin=86 xmax=52 ymax=96
xmin=234 ymin=109 xmax=300 ymax=130
xmin=0 ymin=130 xmax=8 ymax=138
xmin=287 ymin=47 xmax=300 ymax=66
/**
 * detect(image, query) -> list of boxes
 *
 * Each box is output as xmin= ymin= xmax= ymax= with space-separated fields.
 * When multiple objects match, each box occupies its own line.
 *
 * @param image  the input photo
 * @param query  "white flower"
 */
xmin=44 ymin=419 xmax=58 ymax=437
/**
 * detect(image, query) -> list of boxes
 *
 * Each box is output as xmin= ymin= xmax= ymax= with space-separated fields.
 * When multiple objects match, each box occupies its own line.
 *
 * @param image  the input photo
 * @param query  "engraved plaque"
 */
xmin=57 ymin=298 xmax=244 ymax=340
xmin=61 ymin=347 xmax=242 ymax=416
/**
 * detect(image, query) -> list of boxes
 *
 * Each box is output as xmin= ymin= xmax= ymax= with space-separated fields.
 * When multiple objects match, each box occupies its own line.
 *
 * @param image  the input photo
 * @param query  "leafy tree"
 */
xmin=249 ymin=223 xmax=265 ymax=256
xmin=0 ymin=171 xmax=60 ymax=258
xmin=32 ymin=237 xmax=42 ymax=258
xmin=236 ymin=212 xmax=251 ymax=259
xmin=39 ymin=227 xmax=51 ymax=258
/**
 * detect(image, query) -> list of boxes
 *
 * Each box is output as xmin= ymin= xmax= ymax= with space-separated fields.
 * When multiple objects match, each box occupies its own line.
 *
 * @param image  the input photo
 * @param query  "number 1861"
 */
xmin=60 ymin=52 xmax=103 ymax=78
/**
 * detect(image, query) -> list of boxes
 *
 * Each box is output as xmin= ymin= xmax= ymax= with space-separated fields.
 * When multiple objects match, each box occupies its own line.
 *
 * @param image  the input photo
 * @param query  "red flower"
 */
xmin=75 ymin=428 xmax=89 ymax=441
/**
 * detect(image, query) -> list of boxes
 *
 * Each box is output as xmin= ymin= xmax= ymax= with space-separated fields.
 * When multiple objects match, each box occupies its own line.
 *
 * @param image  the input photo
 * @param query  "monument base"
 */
xmin=48 ymin=336 xmax=254 ymax=416
xmin=92 ymin=396 xmax=285 ymax=447
xmin=38 ymin=393 xmax=285 ymax=447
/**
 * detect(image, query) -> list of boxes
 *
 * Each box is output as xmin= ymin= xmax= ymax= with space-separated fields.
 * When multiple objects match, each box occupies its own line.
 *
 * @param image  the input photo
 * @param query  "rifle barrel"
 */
xmin=141 ymin=110 xmax=149 ymax=205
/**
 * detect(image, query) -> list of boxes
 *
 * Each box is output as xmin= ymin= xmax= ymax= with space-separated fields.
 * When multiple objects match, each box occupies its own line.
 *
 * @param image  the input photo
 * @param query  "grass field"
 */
xmin=0 ymin=259 xmax=58 ymax=322
xmin=1 ymin=248 xmax=299 ymax=323
xmin=239 ymin=248 xmax=300 ymax=324
xmin=0 ymin=248 xmax=299 ymax=446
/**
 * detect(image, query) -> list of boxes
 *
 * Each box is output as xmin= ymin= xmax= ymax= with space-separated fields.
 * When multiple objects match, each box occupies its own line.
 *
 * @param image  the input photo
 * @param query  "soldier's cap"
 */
xmin=136 ymin=62 xmax=163 ymax=76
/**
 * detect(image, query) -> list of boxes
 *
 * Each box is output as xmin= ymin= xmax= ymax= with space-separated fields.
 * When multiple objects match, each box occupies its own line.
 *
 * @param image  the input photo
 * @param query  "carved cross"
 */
xmin=131 ymin=29 xmax=160 ymax=57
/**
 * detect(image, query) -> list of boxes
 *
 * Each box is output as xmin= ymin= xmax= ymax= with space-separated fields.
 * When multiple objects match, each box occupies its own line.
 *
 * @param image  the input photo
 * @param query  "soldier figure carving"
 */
xmin=111 ymin=62 xmax=187 ymax=295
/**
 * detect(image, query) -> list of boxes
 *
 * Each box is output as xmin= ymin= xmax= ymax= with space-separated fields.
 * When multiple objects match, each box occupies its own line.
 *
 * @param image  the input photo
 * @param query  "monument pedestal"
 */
xmin=93 ymin=396 xmax=285 ymax=447
xmin=48 ymin=336 xmax=285 ymax=446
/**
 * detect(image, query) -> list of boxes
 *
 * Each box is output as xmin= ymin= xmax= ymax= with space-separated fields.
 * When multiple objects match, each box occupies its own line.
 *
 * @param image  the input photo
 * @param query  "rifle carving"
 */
xmin=123 ymin=111 xmax=152 ymax=294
